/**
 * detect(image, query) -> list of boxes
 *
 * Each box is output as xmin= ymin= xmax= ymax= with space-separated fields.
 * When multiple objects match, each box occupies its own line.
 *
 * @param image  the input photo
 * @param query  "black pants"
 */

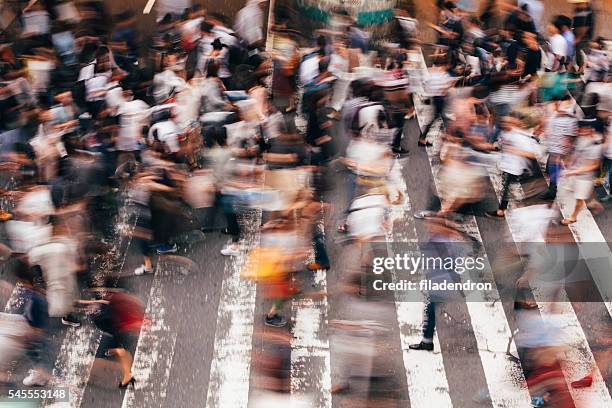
xmin=422 ymin=300 xmax=437 ymax=341
xmin=219 ymin=193 xmax=240 ymax=243
xmin=390 ymin=109 xmax=406 ymax=148
xmin=422 ymin=95 xmax=445 ymax=138
xmin=499 ymin=172 xmax=519 ymax=211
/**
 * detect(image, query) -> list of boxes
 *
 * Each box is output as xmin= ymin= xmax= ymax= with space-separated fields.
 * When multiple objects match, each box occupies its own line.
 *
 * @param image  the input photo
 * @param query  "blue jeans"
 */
xmin=606 ymin=158 xmax=612 ymax=189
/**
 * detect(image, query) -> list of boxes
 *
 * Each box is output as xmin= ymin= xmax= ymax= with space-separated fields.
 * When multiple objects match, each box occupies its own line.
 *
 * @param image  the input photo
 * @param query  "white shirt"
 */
xmin=117 ymin=99 xmax=150 ymax=151
xmin=299 ymin=55 xmax=320 ymax=85
xmin=234 ymin=0 xmax=263 ymax=46
xmin=148 ymin=120 xmax=181 ymax=153
xmin=358 ymin=104 xmax=385 ymax=134
xmin=550 ymin=34 xmax=568 ymax=57
xmin=6 ymin=188 xmax=54 ymax=254
xmin=346 ymin=139 xmax=390 ymax=176
xmin=27 ymin=59 xmax=55 ymax=92
xmin=85 ymin=73 xmax=110 ymax=102
xmin=153 ymin=69 xmax=187 ymax=103
xmin=499 ymin=129 xmax=537 ymax=176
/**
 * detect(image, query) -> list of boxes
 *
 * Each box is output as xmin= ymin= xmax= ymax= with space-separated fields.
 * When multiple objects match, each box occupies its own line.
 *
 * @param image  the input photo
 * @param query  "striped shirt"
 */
xmin=544 ymin=112 xmax=577 ymax=155
xmin=423 ymin=70 xmax=452 ymax=97
xmin=488 ymin=84 xmax=531 ymax=106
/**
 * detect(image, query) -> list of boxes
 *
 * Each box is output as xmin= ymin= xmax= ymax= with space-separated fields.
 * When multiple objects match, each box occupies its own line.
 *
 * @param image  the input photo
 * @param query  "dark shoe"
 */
xmin=61 ymin=314 xmax=81 ymax=328
xmin=119 ymin=377 xmax=136 ymax=389
xmin=264 ymin=314 xmax=287 ymax=328
xmin=391 ymin=147 xmax=410 ymax=156
xmin=156 ymin=243 xmax=177 ymax=254
xmin=538 ymin=187 xmax=557 ymax=200
xmin=409 ymin=341 xmax=434 ymax=351
xmin=485 ymin=210 xmax=505 ymax=219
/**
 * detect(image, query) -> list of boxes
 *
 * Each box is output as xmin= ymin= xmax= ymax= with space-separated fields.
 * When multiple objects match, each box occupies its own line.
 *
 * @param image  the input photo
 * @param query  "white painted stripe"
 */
xmin=205 ymin=211 xmax=260 ymax=408
xmin=43 ymin=199 xmax=136 ymax=407
xmin=121 ymin=264 xmax=178 ymax=408
xmin=413 ymin=82 xmax=532 ymax=407
xmin=143 ymin=0 xmax=156 ymax=15
xmin=290 ymin=268 xmax=331 ymax=408
xmin=487 ymin=163 xmax=612 ymax=408
xmin=556 ymin=178 xmax=612 ymax=315
xmin=4 ymin=283 xmax=26 ymax=313
xmin=388 ymin=160 xmax=453 ymax=408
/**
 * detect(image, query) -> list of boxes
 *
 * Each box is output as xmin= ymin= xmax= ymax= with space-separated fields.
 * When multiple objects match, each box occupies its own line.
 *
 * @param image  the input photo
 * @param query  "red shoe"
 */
xmin=307 ymin=262 xmax=330 ymax=271
xmin=571 ymin=375 xmax=593 ymax=388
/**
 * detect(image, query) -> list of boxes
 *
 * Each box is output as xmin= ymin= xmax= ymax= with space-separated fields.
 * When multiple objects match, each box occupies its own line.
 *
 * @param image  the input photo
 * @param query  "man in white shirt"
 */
xmin=148 ymin=111 xmax=181 ymax=154
xmin=486 ymin=115 xmax=538 ymax=219
xmin=234 ymin=0 xmax=266 ymax=49
xmin=116 ymin=90 xmax=150 ymax=166
xmin=548 ymin=21 xmax=568 ymax=71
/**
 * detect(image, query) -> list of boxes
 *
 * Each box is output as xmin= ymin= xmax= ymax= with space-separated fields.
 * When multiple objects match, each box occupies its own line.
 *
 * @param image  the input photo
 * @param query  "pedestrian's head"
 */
xmin=554 ymin=15 xmax=572 ymax=32
xmin=200 ymin=21 xmax=214 ymax=34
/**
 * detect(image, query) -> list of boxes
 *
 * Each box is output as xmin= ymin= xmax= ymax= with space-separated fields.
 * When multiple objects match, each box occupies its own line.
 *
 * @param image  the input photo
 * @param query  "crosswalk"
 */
xmin=2 ymin=61 xmax=612 ymax=408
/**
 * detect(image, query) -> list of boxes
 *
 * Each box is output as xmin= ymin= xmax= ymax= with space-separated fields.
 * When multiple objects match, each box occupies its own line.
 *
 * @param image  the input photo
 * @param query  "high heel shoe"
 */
xmin=119 ymin=377 xmax=136 ymax=389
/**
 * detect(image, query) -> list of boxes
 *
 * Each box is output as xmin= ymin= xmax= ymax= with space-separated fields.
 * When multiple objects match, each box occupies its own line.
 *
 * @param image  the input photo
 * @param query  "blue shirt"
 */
xmin=563 ymin=30 xmax=575 ymax=58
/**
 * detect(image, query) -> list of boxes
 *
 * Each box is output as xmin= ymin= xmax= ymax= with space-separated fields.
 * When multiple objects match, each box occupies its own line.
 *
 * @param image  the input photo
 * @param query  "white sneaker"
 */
xmin=220 ymin=244 xmax=240 ymax=256
xmin=23 ymin=369 xmax=48 ymax=387
xmin=134 ymin=265 xmax=153 ymax=276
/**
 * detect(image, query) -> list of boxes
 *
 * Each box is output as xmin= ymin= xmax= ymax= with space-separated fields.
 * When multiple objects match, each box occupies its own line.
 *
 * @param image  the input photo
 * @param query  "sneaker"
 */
xmin=22 ymin=370 xmax=48 ymax=387
xmin=414 ymin=210 xmax=436 ymax=219
xmin=600 ymin=194 xmax=612 ymax=202
xmin=61 ymin=314 xmax=81 ymax=328
xmin=220 ymin=244 xmax=240 ymax=256
xmin=134 ymin=265 xmax=153 ymax=276
xmin=156 ymin=243 xmax=177 ymax=254
xmin=264 ymin=314 xmax=287 ymax=328
xmin=408 ymin=341 xmax=434 ymax=351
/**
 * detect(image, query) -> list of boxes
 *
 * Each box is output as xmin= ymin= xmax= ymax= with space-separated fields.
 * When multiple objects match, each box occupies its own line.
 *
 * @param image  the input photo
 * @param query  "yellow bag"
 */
xmin=240 ymin=247 xmax=284 ymax=283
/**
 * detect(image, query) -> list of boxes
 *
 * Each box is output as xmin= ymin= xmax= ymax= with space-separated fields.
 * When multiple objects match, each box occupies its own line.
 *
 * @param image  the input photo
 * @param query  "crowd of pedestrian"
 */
xmin=0 ymin=0 xmax=610 ymax=406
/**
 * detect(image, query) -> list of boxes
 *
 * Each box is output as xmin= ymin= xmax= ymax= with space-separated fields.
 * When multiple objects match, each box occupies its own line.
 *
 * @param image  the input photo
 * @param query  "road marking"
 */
xmin=205 ymin=211 xmax=261 ymax=408
xmin=487 ymin=166 xmax=612 ymax=408
xmin=121 ymin=264 xmax=178 ymax=408
xmin=290 ymin=267 xmax=331 ymax=408
xmin=388 ymin=159 xmax=453 ymax=408
xmin=412 ymin=69 xmax=532 ymax=406
xmin=143 ymin=0 xmax=156 ymax=15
